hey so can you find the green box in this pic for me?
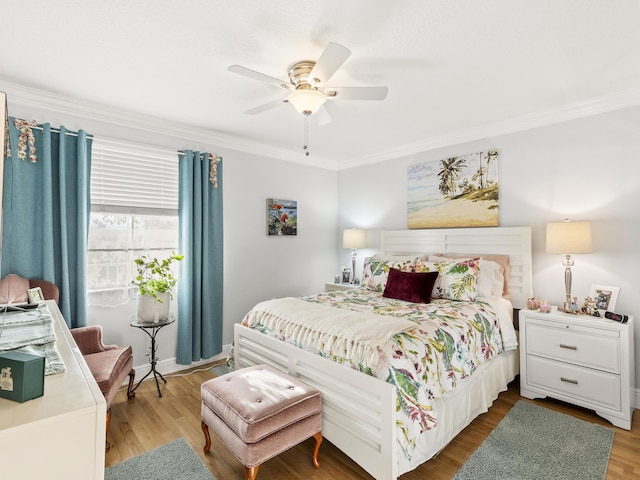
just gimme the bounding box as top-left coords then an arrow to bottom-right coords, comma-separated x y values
0,351 -> 45,403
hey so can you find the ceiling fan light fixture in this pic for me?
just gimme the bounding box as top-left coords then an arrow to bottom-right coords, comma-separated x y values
287,89 -> 326,116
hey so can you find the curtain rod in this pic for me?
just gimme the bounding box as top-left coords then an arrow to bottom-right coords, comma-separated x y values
20,124 -> 93,139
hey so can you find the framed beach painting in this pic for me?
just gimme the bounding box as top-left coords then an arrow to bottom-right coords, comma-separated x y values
266,198 -> 297,236
407,149 -> 500,229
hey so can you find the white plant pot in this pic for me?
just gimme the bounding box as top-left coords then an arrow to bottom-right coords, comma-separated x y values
137,292 -> 171,323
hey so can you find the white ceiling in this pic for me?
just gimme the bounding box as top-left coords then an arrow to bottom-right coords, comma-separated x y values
2,0 -> 640,169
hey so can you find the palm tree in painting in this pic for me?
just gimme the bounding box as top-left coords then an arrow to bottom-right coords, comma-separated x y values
485,149 -> 499,184
438,157 -> 466,197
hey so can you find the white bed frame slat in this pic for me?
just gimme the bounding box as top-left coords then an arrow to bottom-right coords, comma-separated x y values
235,226 -> 531,480
234,329 -> 397,479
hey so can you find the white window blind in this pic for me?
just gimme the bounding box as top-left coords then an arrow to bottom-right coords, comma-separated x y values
91,137 -> 179,214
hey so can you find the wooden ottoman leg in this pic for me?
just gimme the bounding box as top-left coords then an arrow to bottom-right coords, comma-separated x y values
312,432 -> 323,468
126,369 -> 136,400
202,421 -> 212,453
245,465 -> 260,480
105,408 -> 112,453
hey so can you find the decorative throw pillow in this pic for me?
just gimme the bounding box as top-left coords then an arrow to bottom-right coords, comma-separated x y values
0,274 -> 30,304
383,268 -> 439,304
430,256 -> 504,298
415,257 -> 480,302
431,253 -> 511,298
361,256 -> 416,293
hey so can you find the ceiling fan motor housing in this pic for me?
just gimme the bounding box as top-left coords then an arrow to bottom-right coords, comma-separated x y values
288,61 -> 320,88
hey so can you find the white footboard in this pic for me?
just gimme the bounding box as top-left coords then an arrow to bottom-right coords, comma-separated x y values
234,323 -> 398,480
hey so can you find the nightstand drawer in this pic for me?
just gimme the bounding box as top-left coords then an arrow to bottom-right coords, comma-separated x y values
526,355 -> 621,411
525,322 -> 620,373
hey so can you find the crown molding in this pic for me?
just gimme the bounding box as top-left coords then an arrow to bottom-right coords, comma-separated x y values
3,78 -> 639,172
337,86 -> 640,170
0,78 -> 336,170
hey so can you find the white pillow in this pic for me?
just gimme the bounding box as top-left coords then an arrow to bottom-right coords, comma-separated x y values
478,259 -> 505,298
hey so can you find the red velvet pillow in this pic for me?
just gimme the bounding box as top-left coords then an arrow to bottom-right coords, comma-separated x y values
382,268 -> 439,304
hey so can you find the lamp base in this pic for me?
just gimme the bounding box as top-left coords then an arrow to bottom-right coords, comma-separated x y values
351,250 -> 358,285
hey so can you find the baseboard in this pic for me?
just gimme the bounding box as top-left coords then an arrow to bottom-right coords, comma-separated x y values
128,343 -> 232,386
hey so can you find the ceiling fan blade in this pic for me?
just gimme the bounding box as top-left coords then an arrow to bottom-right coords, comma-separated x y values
326,86 -> 389,101
308,42 -> 351,86
313,105 -> 332,126
244,97 -> 289,115
228,65 -> 289,89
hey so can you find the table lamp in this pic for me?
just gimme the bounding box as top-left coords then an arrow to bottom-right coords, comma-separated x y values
546,219 -> 592,305
343,228 -> 366,284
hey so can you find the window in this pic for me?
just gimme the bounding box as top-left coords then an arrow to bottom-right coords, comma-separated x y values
87,137 -> 179,306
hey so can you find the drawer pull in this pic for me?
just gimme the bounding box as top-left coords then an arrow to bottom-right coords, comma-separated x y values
561,377 -> 578,385
560,344 -> 577,350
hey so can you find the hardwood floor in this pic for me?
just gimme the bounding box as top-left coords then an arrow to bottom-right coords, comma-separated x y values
106,364 -> 640,479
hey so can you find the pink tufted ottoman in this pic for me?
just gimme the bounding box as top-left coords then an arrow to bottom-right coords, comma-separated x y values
201,364 -> 322,480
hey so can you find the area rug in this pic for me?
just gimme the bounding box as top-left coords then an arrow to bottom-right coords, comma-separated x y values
453,400 -> 614,480
105,437 -> 215,480
210,363 -> 230,377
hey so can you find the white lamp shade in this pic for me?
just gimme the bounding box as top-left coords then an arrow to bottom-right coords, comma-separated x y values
546,221 -> 592,254
343,228 -> 366,249
287,89 -> 326,115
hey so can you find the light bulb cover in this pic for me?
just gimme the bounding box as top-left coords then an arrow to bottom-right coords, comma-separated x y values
287,89 -> 326,115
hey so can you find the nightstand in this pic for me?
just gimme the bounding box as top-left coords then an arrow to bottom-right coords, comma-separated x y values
325,282 -> 359,293
519,308 -> 635,430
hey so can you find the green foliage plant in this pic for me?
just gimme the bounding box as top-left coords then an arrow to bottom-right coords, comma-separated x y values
132,252 -> 184,302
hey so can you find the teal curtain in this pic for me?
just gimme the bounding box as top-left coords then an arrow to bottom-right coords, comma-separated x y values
2,118 -> 92,327
177,151 -> 223,364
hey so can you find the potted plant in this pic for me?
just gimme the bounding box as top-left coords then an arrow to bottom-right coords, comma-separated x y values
132,251 -> 184,322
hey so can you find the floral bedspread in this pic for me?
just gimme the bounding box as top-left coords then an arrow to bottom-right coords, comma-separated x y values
242,289 -> 514,459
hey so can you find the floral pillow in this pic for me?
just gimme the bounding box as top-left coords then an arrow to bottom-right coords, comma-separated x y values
361,256 -> 416,293
414,257 -> 480,302
430,255 -> 504,298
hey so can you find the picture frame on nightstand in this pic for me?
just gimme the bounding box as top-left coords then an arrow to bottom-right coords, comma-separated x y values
589,284 -> 619,312
341,267 -> 351,284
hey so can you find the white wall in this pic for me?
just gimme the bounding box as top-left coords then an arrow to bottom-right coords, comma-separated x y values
221,149 -> 338,347
5,80 -> 639,393
4,88 -> 337,374
337,105 -> 640,388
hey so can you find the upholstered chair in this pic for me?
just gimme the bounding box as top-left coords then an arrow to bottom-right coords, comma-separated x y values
70,325 -> 136,451
28,278 -> 60,303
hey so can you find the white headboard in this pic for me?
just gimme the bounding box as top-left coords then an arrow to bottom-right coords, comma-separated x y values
380,227 -> 532,309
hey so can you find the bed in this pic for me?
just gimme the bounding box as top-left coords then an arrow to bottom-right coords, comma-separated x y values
234,226 -> 532,480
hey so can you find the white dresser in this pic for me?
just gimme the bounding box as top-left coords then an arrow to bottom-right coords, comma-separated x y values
519,307 -> 634,429
0,301 -> 106,479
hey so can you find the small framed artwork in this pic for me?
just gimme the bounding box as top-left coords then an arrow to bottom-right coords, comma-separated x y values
266,198 -> 298,236
341,267 -> 352,284
589,284 -> 620,312
27,287 -> 45,304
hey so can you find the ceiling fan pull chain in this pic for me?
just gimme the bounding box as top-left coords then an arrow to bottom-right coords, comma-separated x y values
303,115 -> 310,156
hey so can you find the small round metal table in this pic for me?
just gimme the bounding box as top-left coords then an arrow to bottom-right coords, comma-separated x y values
129,314 -> 175,397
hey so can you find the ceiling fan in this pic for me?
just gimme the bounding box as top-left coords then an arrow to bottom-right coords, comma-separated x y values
228,42 -> 388,122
